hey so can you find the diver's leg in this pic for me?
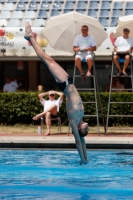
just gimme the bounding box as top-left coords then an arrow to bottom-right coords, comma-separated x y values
25,22 -> 68,83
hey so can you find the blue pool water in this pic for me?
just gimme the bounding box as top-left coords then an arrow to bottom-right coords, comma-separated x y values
0,150 -> 133,200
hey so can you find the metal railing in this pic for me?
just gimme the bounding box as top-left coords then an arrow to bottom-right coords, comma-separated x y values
106,52 -> 133,135
68,54 -> 106,136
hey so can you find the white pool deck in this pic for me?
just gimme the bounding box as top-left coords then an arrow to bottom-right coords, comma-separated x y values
0,126 -> 133,148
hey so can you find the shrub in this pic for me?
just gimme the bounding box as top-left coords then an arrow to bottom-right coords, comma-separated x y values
0,92 -> 133,126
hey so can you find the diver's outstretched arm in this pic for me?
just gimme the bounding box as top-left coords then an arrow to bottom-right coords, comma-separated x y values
70,120 -> 87,164
80,137 -> 88,161
24,22 -> 68,83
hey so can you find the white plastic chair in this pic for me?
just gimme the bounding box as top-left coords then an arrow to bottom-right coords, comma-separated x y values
40,115 -> 61,134
3,3 -> 14,11
24,11 -> 36,19
8,19 -> 20,26
12,11 -> 23,19
0,11 -> 11,19
0,19 -> 7,26
0,3 -> 2,11
33,19 -> 45,27
21,19 -> 32,26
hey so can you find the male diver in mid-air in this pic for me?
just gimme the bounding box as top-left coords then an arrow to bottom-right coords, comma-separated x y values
24,23 -> 88,164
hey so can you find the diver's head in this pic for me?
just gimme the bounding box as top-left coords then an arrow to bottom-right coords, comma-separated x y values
78,122 -> 89,137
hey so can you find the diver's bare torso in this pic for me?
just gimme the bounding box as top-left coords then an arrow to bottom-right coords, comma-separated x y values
64,84 -> 84,125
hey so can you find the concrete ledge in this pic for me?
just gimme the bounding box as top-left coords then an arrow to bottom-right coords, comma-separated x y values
0,135 -> 133,149
1,143 -> 133,149
0,133 -> 133,149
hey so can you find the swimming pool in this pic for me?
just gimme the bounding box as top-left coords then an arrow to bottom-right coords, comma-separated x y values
0,150 -> 133,200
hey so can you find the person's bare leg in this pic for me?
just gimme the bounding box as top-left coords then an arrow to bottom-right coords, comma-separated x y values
25,22 -> 68,83
123,54 -> 130,74
113,55 -> 122,72
75,57 -> 85,75
86,58 -> 93,76
45,112 -> 51,136
33,105 -> 57,120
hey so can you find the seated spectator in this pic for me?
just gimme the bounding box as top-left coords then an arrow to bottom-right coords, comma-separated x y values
106,75 -> 116,92
73,25 -> 97,77
3,75 -> 19,92
113,77 -> 125,92
113,27 -> 133,77
33,90 -> 64,136
37,85 -> 44,92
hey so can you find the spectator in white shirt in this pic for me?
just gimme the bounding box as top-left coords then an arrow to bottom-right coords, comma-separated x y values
73,25 -> 97,77
113,27 -> 133,77
3,75 -> 19,92
33,90 -> 64,136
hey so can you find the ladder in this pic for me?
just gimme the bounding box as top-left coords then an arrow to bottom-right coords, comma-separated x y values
106,53 -> 133,135
68,55 -> 106,136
